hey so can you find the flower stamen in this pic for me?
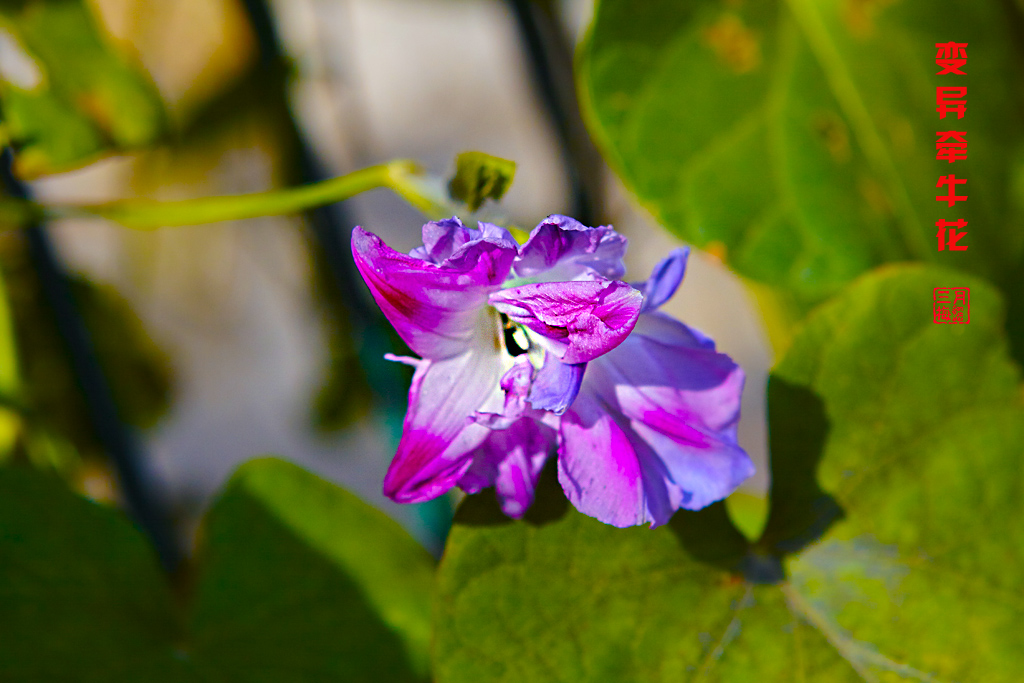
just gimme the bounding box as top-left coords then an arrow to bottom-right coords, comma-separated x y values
500,313 -> 530,357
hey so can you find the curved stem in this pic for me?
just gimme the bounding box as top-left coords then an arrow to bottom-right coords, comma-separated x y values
0,159 -> 468,233
49,160 -> 423,229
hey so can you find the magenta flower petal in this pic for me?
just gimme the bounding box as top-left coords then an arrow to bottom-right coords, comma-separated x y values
354,216 -> 752,527
558,312 -> 753,526
444,222 -> 519,270
527,351 -> 585,414
458,416 -> 556,518
514,214 -> 628,280
382,343 -> 506,503
557,396 -> 650,527
409,217 -> 476,263
410,218 -> 518,266
489,279 -> 642,363
352,226 -> 516,360
614,314 -> 745,433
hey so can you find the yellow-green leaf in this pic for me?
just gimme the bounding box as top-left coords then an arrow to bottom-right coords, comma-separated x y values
579,0 -> 1024,303
0,0 -> 166,177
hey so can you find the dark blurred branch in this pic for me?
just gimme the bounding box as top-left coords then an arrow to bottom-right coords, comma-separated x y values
239,0 -> 375,326
996,0 -> 1024,366
238,0 -> 417,416
238,0 -> 453,553
506,0 -> 604,224
0,147 -> 181,573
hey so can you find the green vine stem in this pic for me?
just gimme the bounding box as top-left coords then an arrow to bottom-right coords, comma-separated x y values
0,159 -> 456,230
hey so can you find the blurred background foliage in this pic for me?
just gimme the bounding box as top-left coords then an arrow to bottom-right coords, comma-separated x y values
0,0 -> 1022,680
579,0 -> 1024,341
0,0 -> 167,176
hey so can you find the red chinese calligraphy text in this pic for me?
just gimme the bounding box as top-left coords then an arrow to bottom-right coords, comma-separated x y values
936,87 -> 966,119
936,174 -> 967,207
935,41 -> 967,75
933,288 -> 970,324
936,131 -> 967,163
936,219 -> 968,251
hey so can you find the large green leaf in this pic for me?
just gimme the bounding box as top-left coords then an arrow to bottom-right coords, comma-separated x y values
579,0 -> 1024,302
191,458 -> 434,682
434,265 -> 1024,681
0,457 -> 433,682
0,0 -> 166,177
0,465 -> 194,681
775,266 -> 1024,681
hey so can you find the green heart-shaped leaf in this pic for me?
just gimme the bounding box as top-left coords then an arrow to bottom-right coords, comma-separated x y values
578,0 -> 1024,302
434,265 -> 1024,681
0,457 -> 433,682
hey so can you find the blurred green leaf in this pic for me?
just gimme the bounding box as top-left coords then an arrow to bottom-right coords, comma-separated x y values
311,330 -> 372,432
447,151 -> 516,212
0,263 -> 20,460
0,0 -> 166,177
579,0 -> 1024,303
0,465 -> 194,681
192,458 -> 434,682
434,265 -> 1024,681
72,277 -> 172,430
0,457 -> 434,682
723,489 -> 769,542
1,238 -> 173,458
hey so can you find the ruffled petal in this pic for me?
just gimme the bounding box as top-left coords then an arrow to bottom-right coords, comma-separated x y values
557,393 -> 650,527
527,351 -> 585,414
352,226 -> 516,359
382,334 -> 506,503
458,416 -> 557,518
489,279 -> 642,363
411,217 -> 518,265
513,215 -> 628,281
558,311 -> 753,526
472,357 -> 534,429
410,217 -> 471,263
444,224 -> 519,272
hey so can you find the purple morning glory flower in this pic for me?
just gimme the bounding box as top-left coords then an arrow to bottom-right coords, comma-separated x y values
351,215 -> 752,526
352,216 -> 641,509
557,249 -> 754,527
